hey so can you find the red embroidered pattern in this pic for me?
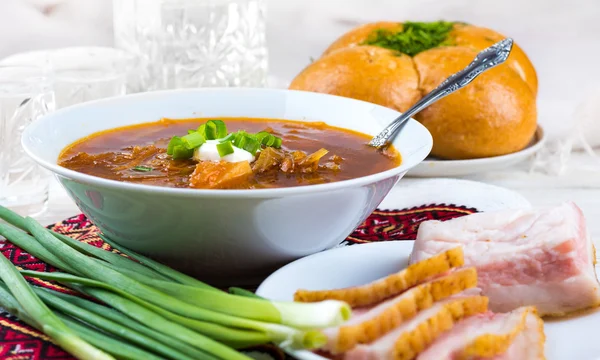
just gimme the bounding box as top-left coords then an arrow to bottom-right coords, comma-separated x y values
347,204 -> 477,243
0,204 -> 477,360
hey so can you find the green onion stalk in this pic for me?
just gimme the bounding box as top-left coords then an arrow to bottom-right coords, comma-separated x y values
55,314 -> 166,360
0,254 -> 113,360
104,261 -> 351,329
229,287 -> 265,299
21,270 -> 327,350
0,206 -> 347,352
0,207 -> 254,359
51,231 -> 170,281
33,287 -> 199,360
36,288 -> 214,360
0,205 -> 167,281
98,233 -> 213,289
22,218 -> 350,332
0,224 -> 78,274
0,282 -> 183,360
71,285 -> 254,359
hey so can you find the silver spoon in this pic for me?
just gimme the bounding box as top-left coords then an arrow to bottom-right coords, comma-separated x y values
369,37 -> 514,148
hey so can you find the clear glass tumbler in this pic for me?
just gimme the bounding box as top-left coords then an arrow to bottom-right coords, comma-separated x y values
0,66 -> 55,216
113,0 -> 269,91
0,47 -> 135,109
48,47 -> 133,109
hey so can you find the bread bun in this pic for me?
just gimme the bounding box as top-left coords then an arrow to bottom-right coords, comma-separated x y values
290,46 -> 421,113
321,22 -> 537,95
451,24 -> 538,96
413,47 -> 537,159
290,21 -> 538,160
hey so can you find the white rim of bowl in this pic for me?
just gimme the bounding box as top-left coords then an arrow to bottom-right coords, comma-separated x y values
21,88 -> 433,199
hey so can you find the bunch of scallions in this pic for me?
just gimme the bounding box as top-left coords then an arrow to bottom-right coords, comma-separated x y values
0,205 -> 351,360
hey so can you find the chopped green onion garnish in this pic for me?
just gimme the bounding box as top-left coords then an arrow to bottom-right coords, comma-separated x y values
243,138 -> 260,155
168,132 -> 204,160
217,141 -> 234,157
255,131 -> 270,143
168,120 -> 283,160
232,133 -> 260,155
234,135 -> 247,151
172,145 -> 194,160
196,124 -> 206,136
209,120 -> 227,139
204,124 -> 216,140
219,132 -> 236,143
166,136 -> 182,155
132,166 -> 153,172
198,120 -> 227,140
255,131 -> 282,148
181,132 -> 206,150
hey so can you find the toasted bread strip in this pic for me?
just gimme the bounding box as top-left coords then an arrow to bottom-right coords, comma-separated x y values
295,247 -> 464,307
392,296 -> 489,360
329,267 -> 477,354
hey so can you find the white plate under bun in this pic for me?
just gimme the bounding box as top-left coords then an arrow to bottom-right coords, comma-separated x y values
408,126 -> 546,177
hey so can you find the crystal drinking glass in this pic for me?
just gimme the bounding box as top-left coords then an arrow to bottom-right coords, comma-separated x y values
0,66 -> 55,216
48,47 -> 133,108
0,47 -> 135,109
113,0 -> 269,91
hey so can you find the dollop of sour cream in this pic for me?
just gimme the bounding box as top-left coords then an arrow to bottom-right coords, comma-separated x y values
193,140 -> 255,163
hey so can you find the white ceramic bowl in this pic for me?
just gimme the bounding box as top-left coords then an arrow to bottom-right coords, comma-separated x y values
22,88 -> 432,285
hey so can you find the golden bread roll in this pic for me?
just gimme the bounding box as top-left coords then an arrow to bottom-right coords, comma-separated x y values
413,46 -> 537,159
290,21 -> 538,160
289,46 -> 421,113
322,21 -> 537,95
451,24 -> 538,95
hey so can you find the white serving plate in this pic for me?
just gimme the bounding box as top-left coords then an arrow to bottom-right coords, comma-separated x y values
408,126 -> 546,177
257,241 -> 600,360
378,178 -> 532,212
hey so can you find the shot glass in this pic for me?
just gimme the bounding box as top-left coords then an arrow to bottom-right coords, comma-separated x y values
0,65 -> 55,216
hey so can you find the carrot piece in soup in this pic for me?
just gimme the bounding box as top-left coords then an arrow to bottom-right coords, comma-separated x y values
190,161 -> 253,189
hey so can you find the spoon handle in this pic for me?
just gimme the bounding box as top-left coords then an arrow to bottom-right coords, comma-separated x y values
369,38 -> 514,148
